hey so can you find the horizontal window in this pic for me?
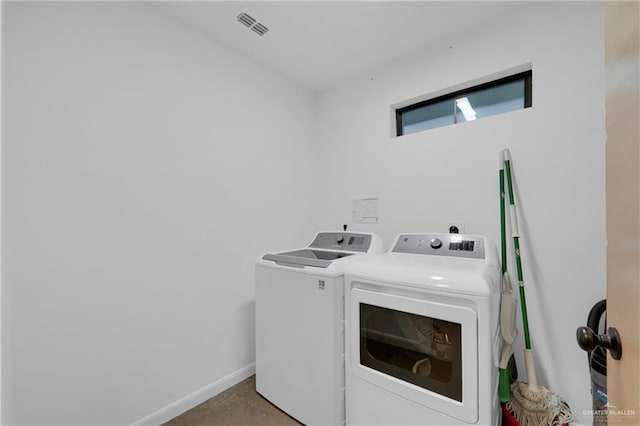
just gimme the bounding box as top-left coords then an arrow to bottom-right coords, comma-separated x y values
396,71 -> 532,136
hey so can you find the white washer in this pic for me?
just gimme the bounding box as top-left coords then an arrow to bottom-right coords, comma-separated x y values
344,233 -> 501,426
255,231 -> 384,426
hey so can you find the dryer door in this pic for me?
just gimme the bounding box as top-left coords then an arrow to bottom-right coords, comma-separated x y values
349,287 -> 478,423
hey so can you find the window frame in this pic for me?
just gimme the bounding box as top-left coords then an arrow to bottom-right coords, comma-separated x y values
395,70 -> 533,136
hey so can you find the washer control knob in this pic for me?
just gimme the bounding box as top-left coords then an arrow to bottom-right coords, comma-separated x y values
430,238 -> 443,249
336,236 -> 345,244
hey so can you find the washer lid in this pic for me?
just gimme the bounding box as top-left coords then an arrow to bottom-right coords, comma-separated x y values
262,249 -> 354,268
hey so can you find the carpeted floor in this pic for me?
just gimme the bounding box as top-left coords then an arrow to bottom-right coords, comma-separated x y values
162,375 -> 302,426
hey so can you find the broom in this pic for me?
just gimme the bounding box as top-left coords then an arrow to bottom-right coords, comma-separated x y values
499,151 -> 518,403
502,149 -> 574,426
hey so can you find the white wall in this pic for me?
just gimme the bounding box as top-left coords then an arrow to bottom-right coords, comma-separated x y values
2,2 -> 318,425
2,2 -> 608,425
315,3 -> 605,425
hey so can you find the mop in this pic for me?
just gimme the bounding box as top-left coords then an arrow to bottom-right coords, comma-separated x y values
502,149 -> 574,426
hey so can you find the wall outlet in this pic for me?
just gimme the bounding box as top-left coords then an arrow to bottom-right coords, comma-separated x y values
446,222 -> 465,234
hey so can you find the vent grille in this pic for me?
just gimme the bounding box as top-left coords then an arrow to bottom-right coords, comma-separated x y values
236,11 -> 270,37
237,12 -> 256,28
251,23 -> 269,36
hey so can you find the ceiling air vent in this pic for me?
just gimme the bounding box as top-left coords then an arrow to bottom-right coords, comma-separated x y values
251,23 -> 269,36
237,12 -> 256,28
236,11 -> 270,37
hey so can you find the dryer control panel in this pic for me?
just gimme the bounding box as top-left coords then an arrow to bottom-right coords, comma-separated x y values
309,232 -> 373,252
392,234 -> 485,259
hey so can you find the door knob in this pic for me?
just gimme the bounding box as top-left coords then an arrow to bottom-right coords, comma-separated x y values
576,326 -> 622,360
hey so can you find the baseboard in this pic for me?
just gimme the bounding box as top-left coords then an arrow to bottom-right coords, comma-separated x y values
131,363 -> 256,426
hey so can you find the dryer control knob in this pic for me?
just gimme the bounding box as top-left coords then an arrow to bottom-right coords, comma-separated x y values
430,238 -> 443,249
336,237 -> 345,244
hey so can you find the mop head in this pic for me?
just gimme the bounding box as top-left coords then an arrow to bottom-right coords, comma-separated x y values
506,381 -> 574,426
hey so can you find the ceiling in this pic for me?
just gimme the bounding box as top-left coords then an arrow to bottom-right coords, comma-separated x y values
153,1 -> 523,92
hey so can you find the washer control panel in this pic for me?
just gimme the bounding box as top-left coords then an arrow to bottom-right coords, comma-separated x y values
309,232 -> 372,252
392,234 -> 485,259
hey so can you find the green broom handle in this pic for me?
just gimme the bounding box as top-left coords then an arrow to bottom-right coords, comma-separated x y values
512,238 -> 531,349
499,154 -> 507,274
504,150 -> 532,350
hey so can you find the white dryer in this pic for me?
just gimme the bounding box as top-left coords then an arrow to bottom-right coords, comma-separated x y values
255,231 -> 384,426
344,233 -> 501,426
